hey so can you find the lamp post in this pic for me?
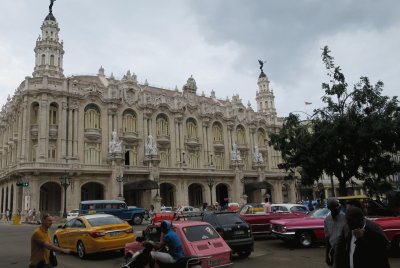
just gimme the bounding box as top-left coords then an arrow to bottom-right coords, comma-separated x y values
240,177 -> 246,195
154,176 -> 160,197
60,171 -> 71,218
207,178 -> 215,205
116,175 -> 125,198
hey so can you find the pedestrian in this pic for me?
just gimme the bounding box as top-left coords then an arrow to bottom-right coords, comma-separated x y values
29,213 -> 71,268
308,198 -> 314,211
5,208 -> 10,221
148,204 -> 155,221
264,197 -> 272,213
28,208 -> 33,222
335,207 -> 390,268
32,208 -> 37,222
324,198 -> 346,267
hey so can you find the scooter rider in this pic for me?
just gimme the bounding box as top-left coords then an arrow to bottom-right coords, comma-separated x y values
143,220 -> 184,268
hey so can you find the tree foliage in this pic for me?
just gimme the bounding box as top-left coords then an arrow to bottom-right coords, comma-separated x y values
269,46 -> 400,196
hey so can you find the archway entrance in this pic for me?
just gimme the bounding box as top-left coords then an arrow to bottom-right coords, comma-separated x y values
81,182 -> 104,201
160,183 -> 175,207
188,183 -> 203,207
40,182 -> 61,216
216,183 -> 229,207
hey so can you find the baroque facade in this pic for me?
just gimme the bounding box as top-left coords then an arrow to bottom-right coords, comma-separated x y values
0,10 -> 296,217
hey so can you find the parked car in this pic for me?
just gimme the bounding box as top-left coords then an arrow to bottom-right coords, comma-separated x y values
124,220 -> 233,268
271,207 -> 400,251
67,208 -> 79,220
239,204 -> 308,236
337,195 -> 395,216
54,214 -> 134,259
160,206 -> 174,213
226,203 -> 240,212
79,200 -> 147,225
199,211 -> 254,258
271,208 -> 330,247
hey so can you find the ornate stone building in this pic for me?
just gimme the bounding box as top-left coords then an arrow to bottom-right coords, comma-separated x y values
0,10 -> 296,217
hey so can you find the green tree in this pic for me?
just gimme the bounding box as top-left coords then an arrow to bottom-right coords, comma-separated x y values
270,46 -> 400,196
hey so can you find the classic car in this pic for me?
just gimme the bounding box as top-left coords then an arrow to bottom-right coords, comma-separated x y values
239,203 -> 308,236
271,207 -> 400,251
124,220 -> 233,268
54,214 -> 134,259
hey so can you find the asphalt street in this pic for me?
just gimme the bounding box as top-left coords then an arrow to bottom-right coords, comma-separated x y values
0,220 -> 399,268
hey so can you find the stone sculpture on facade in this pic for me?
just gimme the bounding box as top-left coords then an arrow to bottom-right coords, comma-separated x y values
145,134 -> 158,156
109,130 -> 122,153
253,146 -> 263,163
231,143 -> 242,161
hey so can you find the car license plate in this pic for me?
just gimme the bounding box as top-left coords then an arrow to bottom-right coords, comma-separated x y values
234,230 -> 245,235
208,258 -> 221,267
109,231 -> 121,236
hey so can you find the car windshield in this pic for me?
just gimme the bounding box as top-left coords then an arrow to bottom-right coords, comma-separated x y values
87,216 -> 125,226
215,213 -> 244,225
308,208 -> 330,218
183,225 -> 220,242
290,206 -> 308,213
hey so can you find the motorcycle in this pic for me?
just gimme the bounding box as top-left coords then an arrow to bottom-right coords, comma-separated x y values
122,238 -> 202,268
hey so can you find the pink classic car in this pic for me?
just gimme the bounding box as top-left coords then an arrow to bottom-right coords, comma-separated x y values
271,208 -> 400,252
124,220 -> 233,268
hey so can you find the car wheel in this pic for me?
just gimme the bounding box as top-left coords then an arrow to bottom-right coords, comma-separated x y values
132,214 -> 143,225
77,241 -> 86,259
53,236 -> 59,247
296,231 -> 313,248
237,250 -> 251,259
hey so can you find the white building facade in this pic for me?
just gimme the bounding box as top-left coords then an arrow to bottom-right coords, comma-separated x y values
0,10 -> 296,218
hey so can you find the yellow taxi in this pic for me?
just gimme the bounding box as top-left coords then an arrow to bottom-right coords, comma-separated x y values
53,214 -> 134,259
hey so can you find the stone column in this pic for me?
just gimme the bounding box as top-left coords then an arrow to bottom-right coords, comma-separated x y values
67,108 -> 73,158
73,108 -> 79,159
38,96 -> 48,161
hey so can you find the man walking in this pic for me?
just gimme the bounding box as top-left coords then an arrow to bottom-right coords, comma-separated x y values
29,213 -> 71,268
324,198 -> 346,267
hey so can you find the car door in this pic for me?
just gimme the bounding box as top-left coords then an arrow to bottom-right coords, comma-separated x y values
69,218 -> 87,248
58,219 -> 76,249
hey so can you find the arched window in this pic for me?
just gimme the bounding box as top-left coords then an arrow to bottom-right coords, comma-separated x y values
212,122 -> 223,142
41,54 -> 45,65
122,110 -> 137,132
188,151 -> 199,168
236,125 -> 246,145
31,103 -> 40,124
84,104 -> 101,129
160,149 -> 170,167
186,118 -> 197,139
257,129 -> 266,146
156,114 -> 169,136
84,143 -> 101,164
50,55 -> 55,65
49,103 -> 58,125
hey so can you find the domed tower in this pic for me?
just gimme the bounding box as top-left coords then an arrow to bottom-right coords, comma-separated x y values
183,75 -> 197,94
32,7 -> 65,78
255,62 -> 276,115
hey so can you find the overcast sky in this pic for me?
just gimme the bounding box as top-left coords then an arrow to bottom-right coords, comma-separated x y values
1,0 -> 399,118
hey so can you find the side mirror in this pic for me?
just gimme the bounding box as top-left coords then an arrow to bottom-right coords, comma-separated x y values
57,225 -> 63,229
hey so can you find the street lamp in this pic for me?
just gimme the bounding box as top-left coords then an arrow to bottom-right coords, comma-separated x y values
154,176 -> 160,197
60,171 -> 71,218
116,175 -> 125,198
207,178 -> 214,205
240,177 -> 246,195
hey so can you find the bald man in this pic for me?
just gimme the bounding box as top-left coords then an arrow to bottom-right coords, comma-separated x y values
324,198 -> 346,267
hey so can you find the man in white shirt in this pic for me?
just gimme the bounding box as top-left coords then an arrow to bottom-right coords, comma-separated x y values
324,198 -> 346,267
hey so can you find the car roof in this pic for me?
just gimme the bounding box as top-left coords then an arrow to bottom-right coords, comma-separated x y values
337,195 -> 369,200
80,214 -> 116,220
152,220 -> 210,228
80,200 -> 125,204
272,203 -> 305,207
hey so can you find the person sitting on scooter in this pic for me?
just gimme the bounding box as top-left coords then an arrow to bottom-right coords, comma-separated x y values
144,220 -> 184,268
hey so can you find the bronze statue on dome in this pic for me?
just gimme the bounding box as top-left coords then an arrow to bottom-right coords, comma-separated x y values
49,0 -> 56,14
258,59 -> 267,72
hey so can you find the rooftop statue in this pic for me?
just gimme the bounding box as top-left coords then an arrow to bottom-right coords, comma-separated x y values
49,0 -> 56,14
